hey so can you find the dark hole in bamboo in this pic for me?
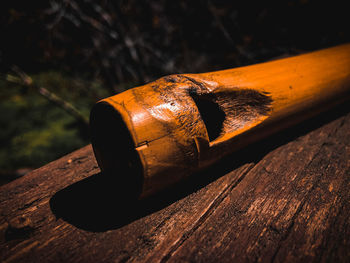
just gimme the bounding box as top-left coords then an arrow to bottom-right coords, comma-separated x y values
190,93 -> 226,142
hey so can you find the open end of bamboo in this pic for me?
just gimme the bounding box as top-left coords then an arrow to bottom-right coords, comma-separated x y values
89,102 -> 143,199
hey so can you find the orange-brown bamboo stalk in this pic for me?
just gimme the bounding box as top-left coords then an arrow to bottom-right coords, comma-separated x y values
90,44 -> 350,199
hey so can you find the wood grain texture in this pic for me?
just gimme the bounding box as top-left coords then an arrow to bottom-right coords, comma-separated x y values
0,103 -> 349,263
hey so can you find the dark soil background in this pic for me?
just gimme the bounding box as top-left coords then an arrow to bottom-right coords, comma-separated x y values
1,0 -> 349,184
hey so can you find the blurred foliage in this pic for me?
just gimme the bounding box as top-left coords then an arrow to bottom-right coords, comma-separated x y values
2,1 -> 350,86
0,71 -> 117,183
0,0 -> 349,183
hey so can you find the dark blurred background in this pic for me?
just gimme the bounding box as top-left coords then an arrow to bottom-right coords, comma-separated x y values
1,0 -> 349,185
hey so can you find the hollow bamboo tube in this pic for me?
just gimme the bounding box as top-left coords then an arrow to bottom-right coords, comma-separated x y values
90,44 -> 350,199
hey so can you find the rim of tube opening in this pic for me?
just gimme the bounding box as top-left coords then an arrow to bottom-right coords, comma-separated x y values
89,102 -> 144,199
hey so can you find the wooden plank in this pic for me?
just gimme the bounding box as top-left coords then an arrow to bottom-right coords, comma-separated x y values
0,143 -> 253,262
0,103 -> 349,262
166,105 -> 350,263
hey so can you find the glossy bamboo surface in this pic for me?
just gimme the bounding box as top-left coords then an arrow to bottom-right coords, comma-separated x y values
90,44 -> 350,198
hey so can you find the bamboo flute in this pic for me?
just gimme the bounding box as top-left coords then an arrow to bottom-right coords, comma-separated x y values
90,44 -> 350,199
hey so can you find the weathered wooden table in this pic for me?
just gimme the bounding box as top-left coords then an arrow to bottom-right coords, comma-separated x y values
1,103 -> 349,262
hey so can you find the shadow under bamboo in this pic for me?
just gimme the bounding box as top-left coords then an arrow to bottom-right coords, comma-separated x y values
90,44 -> 350,199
